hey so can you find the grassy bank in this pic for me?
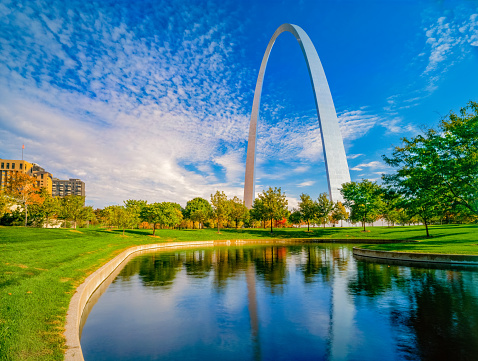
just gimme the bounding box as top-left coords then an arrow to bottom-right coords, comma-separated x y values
0,224 -> 477,360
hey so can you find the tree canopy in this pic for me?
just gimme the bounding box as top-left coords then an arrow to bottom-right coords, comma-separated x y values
253,187 -> 288,233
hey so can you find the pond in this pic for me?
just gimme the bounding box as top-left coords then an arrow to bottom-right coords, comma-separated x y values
80,244 -> 478,361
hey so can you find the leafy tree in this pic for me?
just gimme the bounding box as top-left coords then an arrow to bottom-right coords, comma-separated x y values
140,203 -> 163,236
210,191 -> 230,233
382,101 -> 478,234
6,173 -> 42,227
124,199 -> 147,228
110,206 -> 137,235
340,180 -> 383,231
316,192 -> 335,228
288,209 -> 302,227
255,187 -> 288,234
160,202 -> 183,229
38,188 -> 61,227
0,190 -> 13,217
250,197 -> 267,229
229,196 -> 248,229
298,193 -> 316,231
59,195 -> 88,228
330,201 -> 349,227
184,197 -> 212,229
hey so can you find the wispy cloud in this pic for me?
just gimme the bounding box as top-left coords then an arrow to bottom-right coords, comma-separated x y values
297,180 -> 315,187
422,12 -> 478,90
350,161 -> 384,172
0,0 -> 252,207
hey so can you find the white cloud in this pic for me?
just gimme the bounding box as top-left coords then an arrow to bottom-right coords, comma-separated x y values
422,12 -> 478,87
297,180 -> 315,187
350,161 -> 384,171
0,0 -> 252,207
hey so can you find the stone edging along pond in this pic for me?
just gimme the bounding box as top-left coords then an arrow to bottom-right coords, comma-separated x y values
63,238 -> 478,361
353,247 -> 478,265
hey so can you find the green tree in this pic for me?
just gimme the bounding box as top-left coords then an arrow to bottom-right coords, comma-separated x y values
383,101 -> 478,225
38,188 -> 61,227
330,201 -> 349,227
124,199 -> 147,228
288,209 -> 303,227
210,191 -> 230,233
184,197 -> 212,229
255,187 -> 288,234
316,192 -> 335,228
340,179 -> 383,231
160,202 -> 183,229
59,195 -> 88,228
298,193 -> 316,231
229,196 -> 248,229
140,203 -> 163,236
250,197 -> 267,228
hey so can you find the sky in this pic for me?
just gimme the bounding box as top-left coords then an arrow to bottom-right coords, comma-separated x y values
1,0 -> 477,209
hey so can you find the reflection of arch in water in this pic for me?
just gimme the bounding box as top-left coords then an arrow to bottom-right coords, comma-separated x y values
243,23 -> 351,208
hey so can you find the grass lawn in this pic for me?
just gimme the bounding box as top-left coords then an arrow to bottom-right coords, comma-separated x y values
0,224 -> 477,360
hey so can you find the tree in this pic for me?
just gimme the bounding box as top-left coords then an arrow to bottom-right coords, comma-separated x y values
124,199 -> 147,228
330,201 -> 349,227
140,203 -> 163,236
250,197 -> 267,228
160,202 -> 183,229
340,180 -> 383,231
184,197 -> 212,229
110,206 -> 137,235
255,187 -> 288,234
298,193 -> 316,231
382,102 -> 478,236
229,196 -> 248,229
210,191 -> 230,233
316,192 -> 335,228
6,173 -> 42,227
288,209 -> 302,227
59,195 -> 89,228
0,190 -> 13,217
38,188 -> 61,227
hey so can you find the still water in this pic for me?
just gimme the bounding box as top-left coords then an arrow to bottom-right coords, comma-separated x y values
81,244 -> 478,361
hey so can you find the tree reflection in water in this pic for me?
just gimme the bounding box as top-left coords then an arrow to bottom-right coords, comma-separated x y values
82,244 -> 478,361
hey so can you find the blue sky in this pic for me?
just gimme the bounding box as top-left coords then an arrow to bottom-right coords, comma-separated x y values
1,0 -> 477,208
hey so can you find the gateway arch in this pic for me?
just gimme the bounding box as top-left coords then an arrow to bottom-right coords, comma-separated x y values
244,23 -> 351,209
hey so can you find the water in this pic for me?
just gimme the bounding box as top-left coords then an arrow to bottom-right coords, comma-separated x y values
80,244 -> 478,361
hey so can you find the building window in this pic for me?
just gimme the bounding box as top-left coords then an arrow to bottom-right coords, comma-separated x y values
41,174 -> 44,179
6,163 -> 9,169
12,163 -> 15,170
1,163 -> 3,169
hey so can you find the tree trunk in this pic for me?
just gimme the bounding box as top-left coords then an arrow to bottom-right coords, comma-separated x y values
270,217 -> 273,233
24,202 -> 28,227
424,219 -> 430,238
362,219 -> 366,232
307,220 -> 310,232
153,223 -> 156,236
217,217 -> 220,233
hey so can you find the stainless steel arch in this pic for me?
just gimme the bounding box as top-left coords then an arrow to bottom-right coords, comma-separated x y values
244,23 -> 351,209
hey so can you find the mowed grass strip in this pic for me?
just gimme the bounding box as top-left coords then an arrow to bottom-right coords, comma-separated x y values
0,224 -> 477,360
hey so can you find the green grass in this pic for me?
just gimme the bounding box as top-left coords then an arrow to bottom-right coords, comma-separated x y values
0,224 -> 477,360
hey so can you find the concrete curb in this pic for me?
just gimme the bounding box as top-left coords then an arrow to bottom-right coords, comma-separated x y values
353,247 -> 478,265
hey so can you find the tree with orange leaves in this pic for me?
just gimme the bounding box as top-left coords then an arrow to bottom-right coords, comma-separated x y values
6,172 -> 43,227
